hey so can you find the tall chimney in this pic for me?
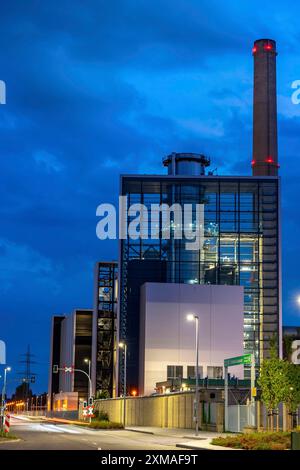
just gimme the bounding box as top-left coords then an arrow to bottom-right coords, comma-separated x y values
252,39 -> 279,176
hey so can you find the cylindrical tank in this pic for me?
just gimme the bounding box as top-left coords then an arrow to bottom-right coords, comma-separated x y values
163,152 -> 210,176
162,153 -> 210,284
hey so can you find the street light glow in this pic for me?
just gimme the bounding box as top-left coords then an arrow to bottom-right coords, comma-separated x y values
6,366 -> 11,372
119,342 -> 125,348
187,313 -> 195,322
296,295 -> 300,306
84,358 -> 89,363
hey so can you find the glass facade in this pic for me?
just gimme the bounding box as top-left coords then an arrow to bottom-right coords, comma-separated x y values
119,175 -> 280,388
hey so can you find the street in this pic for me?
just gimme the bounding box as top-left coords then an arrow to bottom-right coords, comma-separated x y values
0,416 -> 190,450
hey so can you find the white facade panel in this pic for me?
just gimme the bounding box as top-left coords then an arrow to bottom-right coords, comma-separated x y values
139,283 -> 244,396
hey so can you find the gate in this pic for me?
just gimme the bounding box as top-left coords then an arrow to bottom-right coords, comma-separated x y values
227,404 -> 256,433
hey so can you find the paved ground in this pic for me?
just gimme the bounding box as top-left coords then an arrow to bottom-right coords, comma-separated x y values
0,416 -> 201,450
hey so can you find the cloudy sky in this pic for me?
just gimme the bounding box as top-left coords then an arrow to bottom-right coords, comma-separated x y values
1,0 -> 300,393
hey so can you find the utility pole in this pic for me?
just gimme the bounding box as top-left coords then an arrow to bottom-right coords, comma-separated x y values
187,314 -> 200,436
18,345 -> 37,400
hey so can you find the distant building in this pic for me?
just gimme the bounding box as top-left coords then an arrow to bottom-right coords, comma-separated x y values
48,308 -> 92,410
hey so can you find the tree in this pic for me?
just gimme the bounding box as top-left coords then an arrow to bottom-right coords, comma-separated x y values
283,362 -> 300,428
258,350 -> 288,431
96,390 -> 110,399
12,382 -> 33,400
259,335 -> 300,431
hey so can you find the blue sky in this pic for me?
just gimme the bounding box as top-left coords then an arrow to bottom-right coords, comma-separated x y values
1,0 -> 300,394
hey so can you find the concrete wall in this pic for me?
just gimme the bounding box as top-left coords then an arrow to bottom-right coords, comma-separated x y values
139,283 -> 244,395
94,392 -> 224,431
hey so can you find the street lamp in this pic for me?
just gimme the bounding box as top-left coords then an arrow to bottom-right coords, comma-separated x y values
1,366 -> 11,427
119,342 -> 127,428
187,314 -> 200,436
84,358 -> 92,402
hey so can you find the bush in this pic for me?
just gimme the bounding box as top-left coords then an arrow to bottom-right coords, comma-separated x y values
93,409 -> 109,421
211,432 -> 291,450
0,431 -> 18,440
89,420 -> 123,429
96,390 -> 110,400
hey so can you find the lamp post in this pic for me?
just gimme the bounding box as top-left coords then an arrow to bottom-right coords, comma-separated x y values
187,314 -> 200,436
1,366 -> 11,427
84,358 -> 92,401
119,342 -> 127,429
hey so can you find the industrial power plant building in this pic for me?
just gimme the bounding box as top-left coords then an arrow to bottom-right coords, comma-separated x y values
48,38 -> 282,404
117,38 -> 281,395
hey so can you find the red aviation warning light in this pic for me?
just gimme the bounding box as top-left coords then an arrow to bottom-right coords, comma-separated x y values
264,43 -> 273,51
252,46 -> 257,55
265,156 -> 280,168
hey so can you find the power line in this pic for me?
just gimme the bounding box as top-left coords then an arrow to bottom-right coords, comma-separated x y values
17,345 -> 37,398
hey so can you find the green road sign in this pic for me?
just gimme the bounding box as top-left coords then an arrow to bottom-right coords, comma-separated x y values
224,354 -> 252,367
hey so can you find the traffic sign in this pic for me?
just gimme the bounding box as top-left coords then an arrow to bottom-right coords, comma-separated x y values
224,354 -> 252,367
87,406 -> 94,416
83,404 -> 94,418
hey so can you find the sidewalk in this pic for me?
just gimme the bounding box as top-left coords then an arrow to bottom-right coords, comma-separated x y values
126,426 -> 236,450
12,416 -> 235,450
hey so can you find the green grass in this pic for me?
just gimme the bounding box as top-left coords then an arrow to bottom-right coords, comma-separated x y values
211,432 -> 291,450
88,420 -> 123,429
75,419 -> 123,429
0,430 -> 18,440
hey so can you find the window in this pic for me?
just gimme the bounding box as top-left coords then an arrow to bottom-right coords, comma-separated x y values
187,365 -> 203,379
207,366 -> 223,379
167,365 -> 183,380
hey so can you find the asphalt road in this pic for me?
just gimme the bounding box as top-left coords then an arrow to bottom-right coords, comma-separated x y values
0,416 -> 188,450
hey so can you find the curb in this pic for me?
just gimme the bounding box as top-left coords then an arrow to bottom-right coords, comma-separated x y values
0,438 -> 21,445
182,436 -> 207,440
126,428 -> 154,435
176,443 -> 208,450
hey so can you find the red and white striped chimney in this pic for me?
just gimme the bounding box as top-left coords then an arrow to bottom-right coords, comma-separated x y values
252,39 -> 279,176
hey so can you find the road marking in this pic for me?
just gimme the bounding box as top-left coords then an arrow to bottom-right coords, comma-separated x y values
40,425 -> 65,433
